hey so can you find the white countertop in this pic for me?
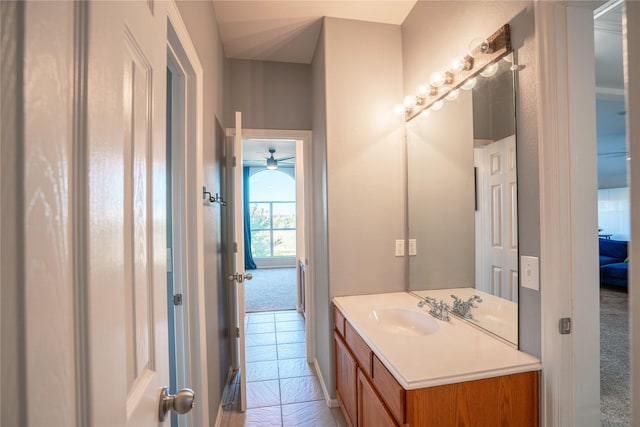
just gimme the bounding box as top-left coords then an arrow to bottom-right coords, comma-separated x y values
412,287 -> 518,345
333,292 -> 541,390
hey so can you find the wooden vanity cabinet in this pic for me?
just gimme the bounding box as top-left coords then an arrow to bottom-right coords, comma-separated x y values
357,368 -> 399,427
334,306 -> 539,427
334,332 -> 358,427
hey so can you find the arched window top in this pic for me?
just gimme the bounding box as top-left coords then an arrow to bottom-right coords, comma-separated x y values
249,169 -> 296,201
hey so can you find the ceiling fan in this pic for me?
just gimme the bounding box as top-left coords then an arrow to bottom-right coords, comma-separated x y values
265,147 -> 295,170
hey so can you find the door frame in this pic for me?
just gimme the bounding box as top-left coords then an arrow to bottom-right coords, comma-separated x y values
166,3 -> 210,425
535,3 -> 601,425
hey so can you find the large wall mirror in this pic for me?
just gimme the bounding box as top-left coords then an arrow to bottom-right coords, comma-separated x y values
407,53 -> 518,346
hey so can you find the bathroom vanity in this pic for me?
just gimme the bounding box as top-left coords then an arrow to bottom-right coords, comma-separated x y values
333,292 -> 540,427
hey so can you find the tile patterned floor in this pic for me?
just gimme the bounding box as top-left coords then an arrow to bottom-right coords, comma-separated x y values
221,310 -> 347,427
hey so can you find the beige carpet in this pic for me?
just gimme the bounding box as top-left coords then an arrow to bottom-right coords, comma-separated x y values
600,287 -> 630,426
245,267 -> 297,312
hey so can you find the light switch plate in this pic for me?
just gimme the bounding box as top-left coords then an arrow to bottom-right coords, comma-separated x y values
395,239 -> 405,257
521,256 -> 539,291
408,239 -> 417,256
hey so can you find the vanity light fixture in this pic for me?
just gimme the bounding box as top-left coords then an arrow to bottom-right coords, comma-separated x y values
398,24 -> 512,121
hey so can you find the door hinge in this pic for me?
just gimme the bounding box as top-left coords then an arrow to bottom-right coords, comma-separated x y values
232,156 -> 237,167
236,327 -> 240,338
559,317 -> 571,335
233,242 -> 238,253
173,293 -> 183,306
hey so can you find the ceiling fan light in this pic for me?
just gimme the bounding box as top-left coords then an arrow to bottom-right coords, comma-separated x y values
266,156 -> 278,170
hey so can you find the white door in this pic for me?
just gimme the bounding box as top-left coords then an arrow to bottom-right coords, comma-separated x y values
480,135 -> 518,301
86,2 -> 177,425
228,112 -> 250,411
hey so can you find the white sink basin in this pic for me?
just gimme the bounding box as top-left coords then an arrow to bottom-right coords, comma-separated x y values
368,308 -> 439,336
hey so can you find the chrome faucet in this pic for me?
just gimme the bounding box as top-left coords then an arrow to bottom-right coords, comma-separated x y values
418,296 -> 451,321
450,294 -> 483,319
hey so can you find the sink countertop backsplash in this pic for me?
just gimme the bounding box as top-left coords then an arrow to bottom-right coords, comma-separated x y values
333,292 -> 540,390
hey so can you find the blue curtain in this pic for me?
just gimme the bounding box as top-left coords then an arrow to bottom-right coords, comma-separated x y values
244,167 -> 257,270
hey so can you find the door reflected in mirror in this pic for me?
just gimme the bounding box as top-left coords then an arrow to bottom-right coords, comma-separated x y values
407,54 -> 518,346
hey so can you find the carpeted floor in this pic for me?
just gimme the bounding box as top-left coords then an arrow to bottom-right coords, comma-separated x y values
245,267 -> 297,312
600,287 -> 630,426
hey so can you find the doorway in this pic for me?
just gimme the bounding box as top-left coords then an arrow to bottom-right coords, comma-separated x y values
242,137 -> 306,315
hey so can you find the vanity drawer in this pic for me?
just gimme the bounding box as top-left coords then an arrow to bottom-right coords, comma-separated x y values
345,321 -> 372,378
372,355 -> 405,425
334,307 -> 346,338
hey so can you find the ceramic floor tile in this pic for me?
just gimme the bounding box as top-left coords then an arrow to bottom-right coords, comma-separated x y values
226,405 -> 283,427
246,345 -> 278,363
278,358 -> 315,379
246,360 -> 279,382
277,342 -> 306,360
280,376 -> 324,405
246,322 -> 276,335
276,330 -> 305,344
276,320 -> 304,332
331,406 -> 348,427
245,332 -> 276,347
246,380 -> 281,409
275,311 -> 303,322
282,401 -> 336,427
247,312 -> 275,324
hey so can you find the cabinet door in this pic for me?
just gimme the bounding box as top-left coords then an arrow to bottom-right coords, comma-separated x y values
357,368 -> 399,427
335,332 -> 358,427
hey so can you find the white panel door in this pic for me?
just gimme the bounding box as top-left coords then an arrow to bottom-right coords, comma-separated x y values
86,2 -> 171,425
229,111 -> 249,411
486,135 -> 518,301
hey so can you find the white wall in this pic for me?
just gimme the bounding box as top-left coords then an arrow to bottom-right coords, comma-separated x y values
401,1 -> 541,356
175,1 -> 230,421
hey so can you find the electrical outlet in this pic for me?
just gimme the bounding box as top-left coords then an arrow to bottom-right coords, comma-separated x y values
408,239 -> 417,256
395,239 -> 405,257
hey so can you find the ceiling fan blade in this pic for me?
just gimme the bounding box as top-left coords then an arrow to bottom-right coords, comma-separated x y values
276,155 -> 296,161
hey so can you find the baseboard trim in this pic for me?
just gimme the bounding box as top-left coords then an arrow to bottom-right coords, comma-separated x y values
313,358 -> 339,408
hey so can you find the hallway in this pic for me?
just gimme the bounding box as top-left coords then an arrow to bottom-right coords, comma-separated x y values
221,310 -> 346,426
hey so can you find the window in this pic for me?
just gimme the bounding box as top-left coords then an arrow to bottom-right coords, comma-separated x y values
249,169 -> 296,257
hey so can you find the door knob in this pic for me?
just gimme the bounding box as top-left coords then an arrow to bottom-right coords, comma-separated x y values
158,387 -> 195,422
228,272 -> 253,283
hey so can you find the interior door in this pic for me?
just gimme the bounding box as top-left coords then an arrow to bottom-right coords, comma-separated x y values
486,135 -> 518,301
229,111 -> 250,411
86,2 -> 175,425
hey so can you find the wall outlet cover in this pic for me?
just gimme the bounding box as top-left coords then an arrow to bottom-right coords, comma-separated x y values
521,255 -> 540,291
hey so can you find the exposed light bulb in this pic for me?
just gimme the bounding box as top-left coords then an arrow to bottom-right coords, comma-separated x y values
394,104 -> 405,116
461,77 -> 477,90
403,95 -> 417,110
467,37 -> 490,57
431,100 -> 444,111
417,85 -> 429,98
445,89 -> 459,101
448,57 -> 464,73
480,63 -> 499,77
429,72 -> 446,88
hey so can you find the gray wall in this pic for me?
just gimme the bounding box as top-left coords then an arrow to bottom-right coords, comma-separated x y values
176,0 -> 231,420
401,1 -> 541,356
226,59 -> 312,130
406,91 -> 475,289
310,21 -> 333,399
310,17 -> 405,397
